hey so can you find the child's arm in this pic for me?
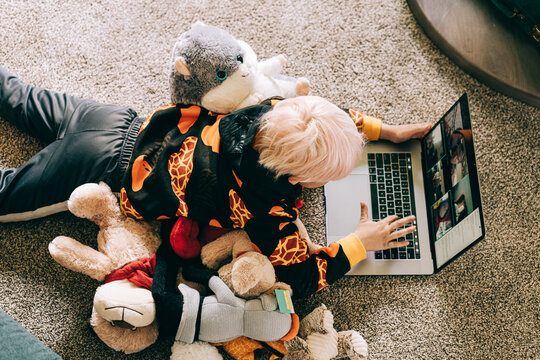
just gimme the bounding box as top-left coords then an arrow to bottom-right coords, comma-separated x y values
347,109 -> 432,142
246,201 -> 415,299
380,123 -> 433,143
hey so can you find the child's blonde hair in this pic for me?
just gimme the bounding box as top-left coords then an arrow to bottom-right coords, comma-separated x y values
254,96 -> 365,183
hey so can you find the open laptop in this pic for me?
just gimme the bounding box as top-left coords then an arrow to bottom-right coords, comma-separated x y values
325,93 -> 485,275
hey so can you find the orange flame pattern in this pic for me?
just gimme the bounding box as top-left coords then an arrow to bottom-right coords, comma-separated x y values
228,189 -> 253,228
268,231 -> 309,266
120,188 -> 143,219
316,257 -> 329,291
216,336 -> 286,360
139,104 -> 176,134
268,205 -> 294,219
349,109 -> 364,131
168,136 -> 198,217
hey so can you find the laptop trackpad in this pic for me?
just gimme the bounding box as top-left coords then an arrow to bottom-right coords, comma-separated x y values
325,173 -> 371,243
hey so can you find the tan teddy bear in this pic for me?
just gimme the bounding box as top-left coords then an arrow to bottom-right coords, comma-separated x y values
198,216 -> 319,298
48,182 -> 163,354
200,228 -> 292,299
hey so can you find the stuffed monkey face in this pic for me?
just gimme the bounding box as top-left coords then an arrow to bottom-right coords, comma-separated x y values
171,21 -> 257,113
199,58 -> 256,113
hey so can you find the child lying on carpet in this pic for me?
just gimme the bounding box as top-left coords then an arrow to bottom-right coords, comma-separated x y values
0,66 -> 431,298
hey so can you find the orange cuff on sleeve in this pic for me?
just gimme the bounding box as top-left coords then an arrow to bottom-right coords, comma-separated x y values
362,115 -> 382,141
337,233 -> 367,267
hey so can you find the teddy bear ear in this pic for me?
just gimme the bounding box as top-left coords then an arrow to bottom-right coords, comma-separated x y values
265,281 -> 293,296
175,57 -> 191,77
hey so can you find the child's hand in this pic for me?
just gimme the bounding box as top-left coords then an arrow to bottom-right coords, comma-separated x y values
354,202 -> 415,251
380,123 -> 433,143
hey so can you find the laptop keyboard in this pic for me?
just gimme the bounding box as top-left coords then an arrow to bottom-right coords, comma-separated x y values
368,153 -> 420,260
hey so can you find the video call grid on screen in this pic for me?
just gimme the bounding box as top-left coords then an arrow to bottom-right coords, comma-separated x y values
421,94 -> 484,268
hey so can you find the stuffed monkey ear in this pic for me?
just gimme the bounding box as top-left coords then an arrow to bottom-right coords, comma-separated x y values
192,20 -> 206,28
175,57 -> 191,77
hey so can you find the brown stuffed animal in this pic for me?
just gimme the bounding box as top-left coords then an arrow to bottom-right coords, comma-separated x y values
283,304 -> 368,360
201,229 -> 291,298
200,218 -> 319,299
48,182 -> 163,354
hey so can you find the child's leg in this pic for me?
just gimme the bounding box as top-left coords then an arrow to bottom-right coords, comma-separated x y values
0,67 -> 141,222
0,66 -> 87,144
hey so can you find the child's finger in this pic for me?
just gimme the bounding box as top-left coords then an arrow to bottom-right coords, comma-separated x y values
359,202 -> 370,221
390,225 -> 416,240
389,215 -> 415,229
382,214 -> 399,223
410,123 -> 433,139
420,123 -> 433,137
387,240 -> 410,248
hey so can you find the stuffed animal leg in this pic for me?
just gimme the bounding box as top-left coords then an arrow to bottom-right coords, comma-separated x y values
297,304 -> 339,360
257,54 -> 310,98
170,341 -> 223,360
336,330 -> 369,360
284,304 -> 368,360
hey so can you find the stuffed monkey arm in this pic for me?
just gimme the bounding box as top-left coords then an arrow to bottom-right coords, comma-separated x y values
258,55 -> 286,76
151,243 -> 184,337
234,93 -> 263,110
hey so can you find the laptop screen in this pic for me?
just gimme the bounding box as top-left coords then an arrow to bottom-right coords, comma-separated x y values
421,93 -> 485,270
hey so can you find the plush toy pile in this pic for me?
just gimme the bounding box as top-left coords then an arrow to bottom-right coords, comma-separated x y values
47,22 -> 370,360
49,182 -> 368,359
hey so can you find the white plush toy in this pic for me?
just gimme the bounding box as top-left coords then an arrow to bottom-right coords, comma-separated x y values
169,21 -> 310,114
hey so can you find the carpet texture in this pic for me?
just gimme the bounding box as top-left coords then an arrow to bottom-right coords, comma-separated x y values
0,1 -> 538,359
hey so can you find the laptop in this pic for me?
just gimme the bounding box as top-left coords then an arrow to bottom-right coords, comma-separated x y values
325,93 -> 485,275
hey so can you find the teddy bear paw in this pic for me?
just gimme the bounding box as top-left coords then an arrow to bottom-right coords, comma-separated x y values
337,330 -> 368,360
296,77 -> 310,96
299,304 -> 334,337
170,341 -> 222,360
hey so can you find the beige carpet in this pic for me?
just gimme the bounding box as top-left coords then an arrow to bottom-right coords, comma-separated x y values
1,0 -> 538,359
